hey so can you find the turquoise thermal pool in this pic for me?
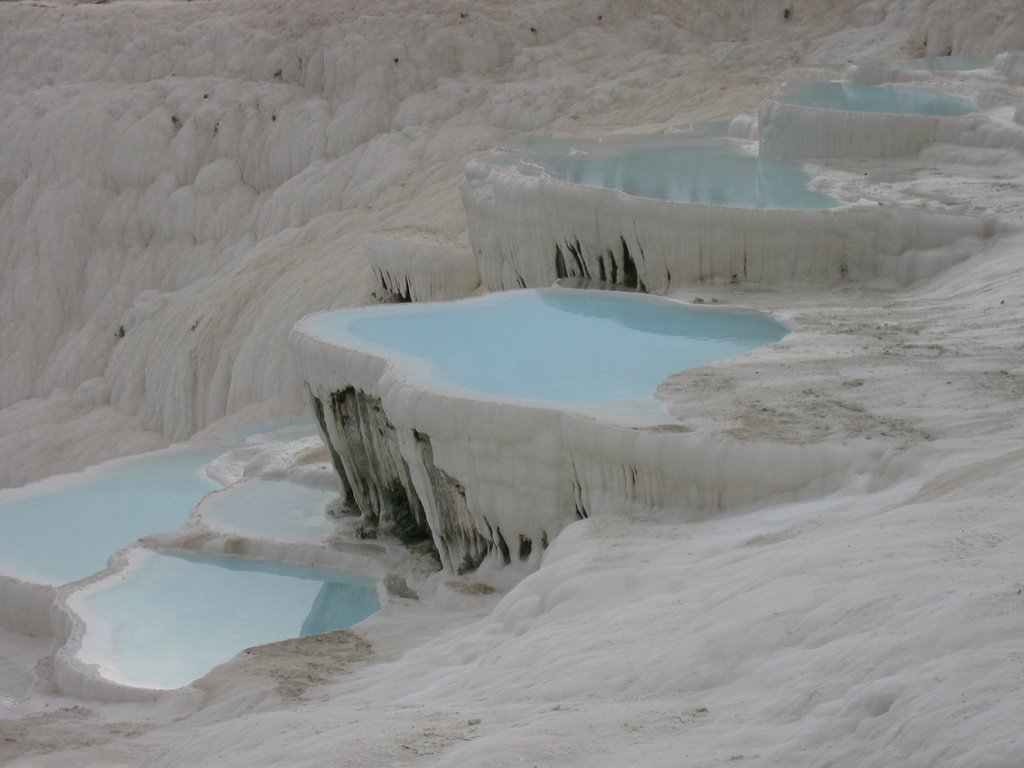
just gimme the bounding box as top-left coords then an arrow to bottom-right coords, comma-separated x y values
71,551 -> 380,690
0,445 -> 223,585
0,419 -> 310,586
777,82 -> 978,115
484,137 -> 839,209
299,289 -> 788,406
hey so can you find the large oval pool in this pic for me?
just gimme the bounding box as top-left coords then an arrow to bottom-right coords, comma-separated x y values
299,289 -> 787,406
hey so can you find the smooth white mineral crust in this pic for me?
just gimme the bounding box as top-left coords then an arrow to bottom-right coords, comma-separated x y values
364,227 -> 480,302
461,157 -> 994,292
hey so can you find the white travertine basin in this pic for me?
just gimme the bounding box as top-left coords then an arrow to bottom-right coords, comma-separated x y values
759,81 -> 980,159
292,288 -> 858,575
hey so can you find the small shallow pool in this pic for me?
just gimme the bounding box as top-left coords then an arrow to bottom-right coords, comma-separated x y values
197,479 -> 340,544
70,550 -> 379,690
485,136 -> 839,209
777,82 -> 978,115
299,289 -> 787,407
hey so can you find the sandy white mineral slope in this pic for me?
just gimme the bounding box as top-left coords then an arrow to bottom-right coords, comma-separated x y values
2,0 -> 1024,766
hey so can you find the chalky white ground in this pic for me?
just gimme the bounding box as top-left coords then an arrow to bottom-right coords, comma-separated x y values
2,0 -> 1023,765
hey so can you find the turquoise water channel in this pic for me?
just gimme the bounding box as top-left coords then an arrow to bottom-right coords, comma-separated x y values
485,137 -> 839,208
72,551 -> 379,690
302,289 -> 787,407
778,82 -> 978,115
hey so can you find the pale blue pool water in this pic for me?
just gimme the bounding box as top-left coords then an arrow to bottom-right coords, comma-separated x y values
486,137 -> 839,208
73,551 -> 379,690
198,480 -> 339,544
303,289 -> 787,406
0,446 -> 223,585
780,82 -> 978,115
0,418 -> 313,586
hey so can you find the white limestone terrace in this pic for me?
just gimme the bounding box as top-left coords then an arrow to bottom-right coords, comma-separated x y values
3,1 -> 1024,766
758,80 -> 987,160
363,227 -> 480,303
0,425 -> 437,705
462,133 -> 995,293
288,289 -> 862,574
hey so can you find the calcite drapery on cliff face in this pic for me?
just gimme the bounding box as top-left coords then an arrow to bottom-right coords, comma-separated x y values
305,383 -> 505,572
